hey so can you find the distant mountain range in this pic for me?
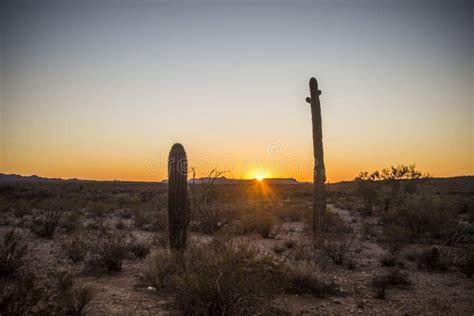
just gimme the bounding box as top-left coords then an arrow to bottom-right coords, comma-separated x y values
0,173 -> 96,183
0,173 -> 302,185
1,173 -> 472,191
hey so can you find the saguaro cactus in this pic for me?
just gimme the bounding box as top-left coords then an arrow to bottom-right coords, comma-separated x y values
168,143 -> 189,251
306,77 -> 327,246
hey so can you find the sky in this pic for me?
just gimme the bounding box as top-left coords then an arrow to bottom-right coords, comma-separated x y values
1,0 -> 472,182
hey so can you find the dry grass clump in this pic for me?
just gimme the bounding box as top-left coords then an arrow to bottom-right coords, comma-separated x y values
142,249 -> 182,290
133,211 -> 148,229
0,271 -> 43,315
173,241 -> 278,315
144,240 -> 282,315
282,262 -> 338,297
325,210 -> 353,234
234,210 -> 280,238
127,241 -> 151,259
371,267 -> 411,299
381,193 -> 458,242
115,219 -> 127,230
322,234 -> 357,265
0,229 -> 28,277
191,202 -> 239,234
60,211 -> 83,233
61,234 -> 89,263
85,231 -> 127,273
47,268 -> 93,315
275,205 -> 305,222
416,246 -> 452,272
1,235 -> 92,315
457,249 -> 474,278
380,252 -> 404,268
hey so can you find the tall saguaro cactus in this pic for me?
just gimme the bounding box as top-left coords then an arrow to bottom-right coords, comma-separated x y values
168,143 -> 189,251
306,77 -> 327,246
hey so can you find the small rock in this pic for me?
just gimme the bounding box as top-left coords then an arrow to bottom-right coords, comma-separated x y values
147,286 -> 157,291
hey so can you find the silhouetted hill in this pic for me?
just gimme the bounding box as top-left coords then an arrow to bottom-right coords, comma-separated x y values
2,173 -> 472,192
0,174 -> 302,185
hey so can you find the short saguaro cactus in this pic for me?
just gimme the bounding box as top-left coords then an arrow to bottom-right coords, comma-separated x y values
167,143 -> 189,251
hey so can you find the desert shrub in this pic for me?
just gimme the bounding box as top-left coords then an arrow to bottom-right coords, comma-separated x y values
371,267 -> 410,299
273,244 -> 286,255
287,241 -> 315,262
1,267 -> 92,315
282,263 -> 338,297
61,234 -> 89,263
115,219 -> 127,230
344,256 -> 358,270
371,275 -> 388,299
134,211 -> 148,229
153,211 -> 168,231
322,235 -> 356,265
87,231 -> 127,273
33,209 -> 62,238
0,229 -> 28,277
191,202 -> 238,234
381,193 -> 457,242
0,271 -> 43,315
128,241 -> 151,259
275,206 -> 303,222
285,239 -> 296,249
380,252 -> 405,268
119,209 -> 134,219
48,268 -> 93,315
442,224 -> 469,247
382,225 -> 411,253
142,250 -> 182,290
325,210 -> 353,234
173,240 -> 278,315
61,211 -> 82,233
236,211 -> 279,238
457,250 -> 474,278
384,267 -> 411,286
416,246 -> 451,272
13,204 -> 31,219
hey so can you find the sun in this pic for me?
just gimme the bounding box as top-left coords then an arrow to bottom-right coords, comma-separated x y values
255,175 -> 265,181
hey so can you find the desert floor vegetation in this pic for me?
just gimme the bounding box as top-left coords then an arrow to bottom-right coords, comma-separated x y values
0,174 -> 473,314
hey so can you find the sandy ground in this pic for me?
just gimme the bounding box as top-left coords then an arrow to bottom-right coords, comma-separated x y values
1,204 -> 473,315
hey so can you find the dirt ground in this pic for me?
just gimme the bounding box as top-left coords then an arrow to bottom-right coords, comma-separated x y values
3,203 -> 472,315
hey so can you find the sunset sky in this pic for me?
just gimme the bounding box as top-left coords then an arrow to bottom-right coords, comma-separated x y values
1,0 -> 472,182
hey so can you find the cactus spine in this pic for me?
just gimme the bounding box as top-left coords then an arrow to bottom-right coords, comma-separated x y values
306,77 -> 327,246
168,143 -> 189,251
